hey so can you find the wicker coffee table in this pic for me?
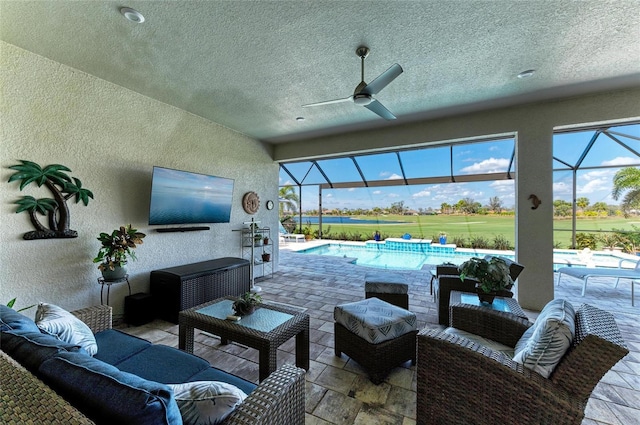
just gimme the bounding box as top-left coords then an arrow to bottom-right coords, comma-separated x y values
179,297 -> 309,382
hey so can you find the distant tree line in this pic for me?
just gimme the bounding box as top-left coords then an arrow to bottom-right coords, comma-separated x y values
279,166 -> 640,218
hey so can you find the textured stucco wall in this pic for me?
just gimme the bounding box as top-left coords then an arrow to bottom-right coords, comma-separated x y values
0,42 -> 279,316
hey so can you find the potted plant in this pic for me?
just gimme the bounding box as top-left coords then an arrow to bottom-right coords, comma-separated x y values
261,251 -> 271,262
263,236 -> 269,245
232,292 -> 262,316
93,224 -> 146,281
254,233 -> 263,246
439,232 -> 447,245
459,256 -> 513,304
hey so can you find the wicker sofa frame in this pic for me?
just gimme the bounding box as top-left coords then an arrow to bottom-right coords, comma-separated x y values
1,305 -> 305,425
416,303 -> 629,425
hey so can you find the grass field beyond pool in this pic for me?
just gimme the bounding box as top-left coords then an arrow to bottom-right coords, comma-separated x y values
292,214 -> 636,249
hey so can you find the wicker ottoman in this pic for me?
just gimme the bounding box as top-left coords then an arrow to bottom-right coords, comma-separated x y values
334,297 -> 417,384
364,272 -> 409,309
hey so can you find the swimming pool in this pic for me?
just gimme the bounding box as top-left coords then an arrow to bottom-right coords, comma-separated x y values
297,241 -> 630,271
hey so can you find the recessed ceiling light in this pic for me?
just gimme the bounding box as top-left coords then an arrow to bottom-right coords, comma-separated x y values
517,69 -> 536,79
296,117 -> 305,122
120,7 -> 145,23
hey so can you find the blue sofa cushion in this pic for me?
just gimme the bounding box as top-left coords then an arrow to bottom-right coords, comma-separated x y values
0,305 -> 39,333
188,368 -> 257,396
94,329 -> 151,365
0,330 -> 83,373
98,330 -> 257,395
116,344 -> 211,384
39,351 -> 182,425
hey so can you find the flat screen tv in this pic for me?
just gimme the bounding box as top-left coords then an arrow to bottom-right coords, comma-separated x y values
148,166 -> 234,225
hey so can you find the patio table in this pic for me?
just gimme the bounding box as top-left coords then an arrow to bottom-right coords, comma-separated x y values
179,297 -> 309,382
449,290 -> 527,319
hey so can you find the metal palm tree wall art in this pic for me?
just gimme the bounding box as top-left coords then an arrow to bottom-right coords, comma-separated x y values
7,160 -> 93,240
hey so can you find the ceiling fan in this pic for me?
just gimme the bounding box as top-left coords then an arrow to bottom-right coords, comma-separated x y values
302,46 -> 403,120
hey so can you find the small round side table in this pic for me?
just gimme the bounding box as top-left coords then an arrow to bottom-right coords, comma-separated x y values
97,274 -> 131,305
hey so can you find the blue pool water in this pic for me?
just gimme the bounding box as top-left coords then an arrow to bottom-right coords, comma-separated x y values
298,242 -> 628,271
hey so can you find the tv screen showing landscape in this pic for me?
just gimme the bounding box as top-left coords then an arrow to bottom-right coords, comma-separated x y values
149,166 -> 234,225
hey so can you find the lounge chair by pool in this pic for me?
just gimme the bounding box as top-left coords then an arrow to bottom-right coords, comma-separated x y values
557,258 -> 640,305
279,222 -> 305,243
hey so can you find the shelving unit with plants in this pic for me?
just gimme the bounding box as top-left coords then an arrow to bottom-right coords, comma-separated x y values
239,222 -> 273,288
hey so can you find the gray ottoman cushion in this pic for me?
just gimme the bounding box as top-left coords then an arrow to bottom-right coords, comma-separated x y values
364,272 -> 409,294
334,298 -> 417,344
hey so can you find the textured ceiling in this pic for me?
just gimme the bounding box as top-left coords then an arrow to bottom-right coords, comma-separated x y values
2,0 -> 639,143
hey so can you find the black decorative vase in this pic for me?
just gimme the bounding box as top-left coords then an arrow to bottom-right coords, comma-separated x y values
477,291 -> 496,304
232,302 -> 256,317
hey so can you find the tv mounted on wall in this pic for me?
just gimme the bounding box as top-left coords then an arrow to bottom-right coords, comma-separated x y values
148,166 -> 234,228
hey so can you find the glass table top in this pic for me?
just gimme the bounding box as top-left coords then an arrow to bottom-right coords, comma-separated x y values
196,299 -> 294,333
459,292 -> 512,313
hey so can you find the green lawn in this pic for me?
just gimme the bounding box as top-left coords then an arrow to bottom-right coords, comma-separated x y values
295,214 -> 638,249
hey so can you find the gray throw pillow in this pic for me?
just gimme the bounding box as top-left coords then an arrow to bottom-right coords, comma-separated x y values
512,299 -> 575,378
168,380 -> 247,425
35,303 -> 98,356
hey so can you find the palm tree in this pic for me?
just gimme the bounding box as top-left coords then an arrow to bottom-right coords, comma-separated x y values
612,167 -> 640,214
14,196 -> 57,232
8,160 -> 93,239
576,197 -> 590,211
278,185 -> 299,216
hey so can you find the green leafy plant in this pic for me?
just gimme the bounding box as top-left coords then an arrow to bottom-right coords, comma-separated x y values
93,225 -> 146,271
575,232 -> 597,249
6,298 -> 35,312
470,235 -> 491,249
232,292 -> 262,316
492,234 -> 513,250
459,256 -> 513,294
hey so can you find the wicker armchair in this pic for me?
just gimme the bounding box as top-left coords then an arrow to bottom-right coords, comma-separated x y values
416,303 -> 628,425
2,305 -> 305,425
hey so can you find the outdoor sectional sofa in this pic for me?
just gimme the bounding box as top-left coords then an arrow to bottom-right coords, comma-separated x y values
0,304 -> 305,425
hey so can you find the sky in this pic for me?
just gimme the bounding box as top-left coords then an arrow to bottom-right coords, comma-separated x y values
279,124 -> 640,212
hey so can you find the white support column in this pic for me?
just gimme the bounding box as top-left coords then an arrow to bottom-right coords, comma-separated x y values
515,125 -> 555,311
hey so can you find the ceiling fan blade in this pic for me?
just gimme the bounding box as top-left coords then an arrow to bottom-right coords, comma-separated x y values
302,96 -> 352,108
364,99 -> 397,120
361,63 -> 403,95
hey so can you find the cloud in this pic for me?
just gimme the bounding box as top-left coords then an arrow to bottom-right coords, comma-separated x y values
348,188 -> 356,192
386,173 -> 403,180
373,190 -> 382,195
460,157 -> 510,174
379,171 -> 391,177
601,157 -> 639,166
326,193 -> 333,198
578,178 -> 609,195
489,180 -> 514,193
553,181 -> 572,196
388,193 -> 400,198
580,169 -> 613,180
412,189 -> 431,198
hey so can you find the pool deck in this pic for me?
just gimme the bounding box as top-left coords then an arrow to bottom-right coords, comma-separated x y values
126,244 -> 640,425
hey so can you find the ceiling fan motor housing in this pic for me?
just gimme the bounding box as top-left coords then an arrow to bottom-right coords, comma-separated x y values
353,93 -> 373,105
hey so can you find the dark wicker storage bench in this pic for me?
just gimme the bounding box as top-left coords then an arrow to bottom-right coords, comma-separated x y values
150,257 -> 250,323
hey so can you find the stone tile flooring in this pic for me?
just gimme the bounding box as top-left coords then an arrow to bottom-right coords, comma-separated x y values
123,249 -> 640,424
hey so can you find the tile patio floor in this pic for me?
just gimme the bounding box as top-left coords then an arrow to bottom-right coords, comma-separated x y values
123,248 -> 640,425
